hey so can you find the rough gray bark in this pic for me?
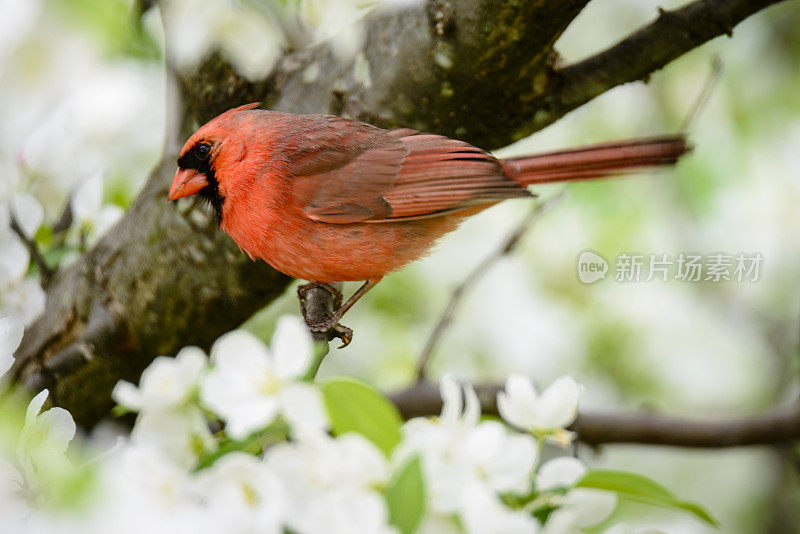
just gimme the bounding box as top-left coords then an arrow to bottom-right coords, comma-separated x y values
12,0 -> 788,427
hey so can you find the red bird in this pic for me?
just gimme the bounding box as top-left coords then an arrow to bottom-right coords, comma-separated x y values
170,103 -> 689,344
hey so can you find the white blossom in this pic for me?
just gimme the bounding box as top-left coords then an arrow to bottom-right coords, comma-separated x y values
0,0 -> 41,65
0,210 -> 29,284
0,199 -> 45,325
396,376 -> 537,515
266,433 -> 393,534
537,456 -> 587,491
537,457 -> 618,534
20,62 -> 165,197
200,316 -> 327,440
0,458 -> 28,526
162,0 -> 285,81
131,407 -> 213,469
0,278 -> 45,326
461,482 -> 540,534
9,193 -> 44,239
195,452 -> 285,534
113,347 -> 207,413
70,173 -> 124,244
498,375 -> 580,446
16,390 -> 76,482
0,314 -> 23,378
91,444 -> 204,534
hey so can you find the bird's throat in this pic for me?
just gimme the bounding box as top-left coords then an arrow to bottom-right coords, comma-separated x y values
197,169 -> 224,224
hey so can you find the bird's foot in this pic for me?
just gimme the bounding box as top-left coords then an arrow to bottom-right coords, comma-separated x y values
306,319 -> 353,348
297,282 -> 352,347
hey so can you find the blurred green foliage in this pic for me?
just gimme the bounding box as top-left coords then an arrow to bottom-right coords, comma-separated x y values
50,0 -> 160,59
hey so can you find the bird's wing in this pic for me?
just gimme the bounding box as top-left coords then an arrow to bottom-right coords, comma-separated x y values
291,121 -> 532,224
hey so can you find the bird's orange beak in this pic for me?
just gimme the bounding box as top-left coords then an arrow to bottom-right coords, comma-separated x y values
169,168 -> 209,201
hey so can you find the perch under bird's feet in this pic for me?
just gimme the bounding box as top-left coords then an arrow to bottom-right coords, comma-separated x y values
297,278 -> 381,348
297,281 -> 353,347
297,281 -> 344,311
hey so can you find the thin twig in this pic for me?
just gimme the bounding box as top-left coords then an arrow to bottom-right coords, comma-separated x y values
414,192 -> 566,383
9,214 -> 54,288
679,56 -> 724,133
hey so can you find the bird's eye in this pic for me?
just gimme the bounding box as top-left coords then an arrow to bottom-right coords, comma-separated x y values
195,143 -> 211,159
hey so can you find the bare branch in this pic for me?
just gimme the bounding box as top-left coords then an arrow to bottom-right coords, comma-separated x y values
389,382 -> 800,448
537,0 -> 787,133
9,214 -> 54,288
414,193 -> 565,383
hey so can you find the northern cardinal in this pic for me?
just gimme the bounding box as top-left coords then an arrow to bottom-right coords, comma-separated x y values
170,103 -> 689,344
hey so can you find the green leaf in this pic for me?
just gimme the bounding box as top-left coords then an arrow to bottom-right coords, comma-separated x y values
322,377 -> 403,456
577,470 -> 718,527
196,422 -> 289,470
385,456 -> 426,534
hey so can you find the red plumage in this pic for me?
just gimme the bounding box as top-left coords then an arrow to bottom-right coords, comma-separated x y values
169,104 -> 689,333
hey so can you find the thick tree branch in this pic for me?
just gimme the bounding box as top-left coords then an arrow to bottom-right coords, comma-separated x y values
12,0 -> 788,426
389,382 -> 800,448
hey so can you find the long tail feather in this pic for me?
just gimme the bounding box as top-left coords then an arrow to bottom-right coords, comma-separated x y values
501,135 -> 691,186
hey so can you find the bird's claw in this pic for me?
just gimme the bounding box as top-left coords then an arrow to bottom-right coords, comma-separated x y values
306,319 -> 353,348
297,281 -> 356,347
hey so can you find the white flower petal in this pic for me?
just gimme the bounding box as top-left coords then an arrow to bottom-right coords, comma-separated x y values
175,346 -> 207,378
0,353 -> 12,379
33,407 -> 76,456
272,315 -> 313,379
201,357 -> 273,426
95,205 -> 123,237
71,172 -> 103,222
0,315 -> 23,377
0,277 -> 45,325
0,232 -> 29,283
505,374 -> 540,406
536,376 -> 580,429
280,383 -> 328,438
132,407 -> 212,468
439,374 -> 462,424
219,10 -> 284,81
462,383 -> 481,426
112,380 -> 143,410
211,329 -> 272,369
497,374 -> 539,430
196,451 -> 285,531
18,389 -> 76,464
10,193 -> 43,238
224,397 -> 280,440
537,456 -> 586,491
461,482 -> 540,534
482,433 -> 537,494
26,389 -> 49,425
561,488 -> 618,527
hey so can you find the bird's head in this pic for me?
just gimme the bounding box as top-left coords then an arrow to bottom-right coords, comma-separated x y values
168,102 -> 261,221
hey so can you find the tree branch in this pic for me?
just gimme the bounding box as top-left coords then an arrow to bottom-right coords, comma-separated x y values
545,0 -> 787,133
9,214 -> 54,288
389,382 -> 800,448
12,0 -> 787,426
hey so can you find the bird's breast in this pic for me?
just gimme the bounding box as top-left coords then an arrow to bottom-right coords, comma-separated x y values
221,201 -> 465,282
